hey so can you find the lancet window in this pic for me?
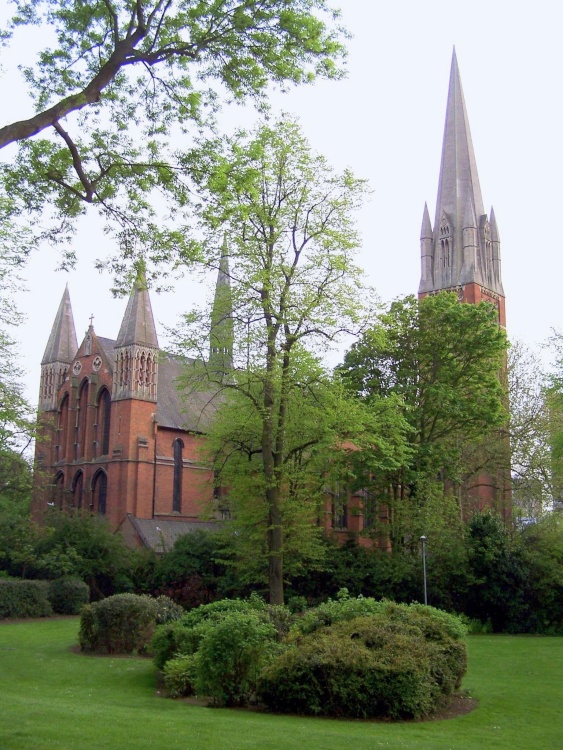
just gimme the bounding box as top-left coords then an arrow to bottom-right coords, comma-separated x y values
172,438 -> 184,513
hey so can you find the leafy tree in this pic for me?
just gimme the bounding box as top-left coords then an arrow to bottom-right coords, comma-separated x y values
465,511 -> 527,632
507,341 -> 556,519
338,293 -> 508,536
174,116 -> 401,604
0,0 -> 347,259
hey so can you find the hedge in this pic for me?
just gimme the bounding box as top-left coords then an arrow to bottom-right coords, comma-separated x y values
0,579 -> 53,619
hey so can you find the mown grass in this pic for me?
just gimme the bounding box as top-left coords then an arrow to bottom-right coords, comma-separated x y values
0,618 -> 561,749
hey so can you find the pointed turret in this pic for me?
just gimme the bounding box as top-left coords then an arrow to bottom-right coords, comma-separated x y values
39,286 -> 78,411
115,260 -> 159,348
113,261 -> 159,401
418,204 -> 434,293
209,239 -> 234,377
419,49 -> 504,298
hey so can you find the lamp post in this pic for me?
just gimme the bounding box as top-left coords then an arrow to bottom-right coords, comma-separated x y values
420,535 -> 428,605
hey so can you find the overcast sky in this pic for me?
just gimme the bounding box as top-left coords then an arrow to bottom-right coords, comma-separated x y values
2,0 -> 562,403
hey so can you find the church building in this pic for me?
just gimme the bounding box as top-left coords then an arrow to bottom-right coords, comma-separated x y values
32,261 -> 229,551
32,51 -> 510,546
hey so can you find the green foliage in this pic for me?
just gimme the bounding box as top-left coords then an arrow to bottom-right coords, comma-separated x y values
47,576 -> 89,615
79,593 -> 158,654
0,578 -> 52,618
291,593 -> 467,641
162,653 -> 199,698
339,292 -> 508,539
153,595 -> 184,625
465,512 -> 528,632
35,510 -> 134,597
153,529 -> 239,606
518,514 -> 563,634
175,117 -> 397,604
151,595 -> 293,685
259,606 -> 467,719
1,1 -> 347,260
196,610 -> 278,706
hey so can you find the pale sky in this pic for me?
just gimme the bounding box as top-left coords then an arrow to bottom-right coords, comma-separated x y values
2,0 -> 562,404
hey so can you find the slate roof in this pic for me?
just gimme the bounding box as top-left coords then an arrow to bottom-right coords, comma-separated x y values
156,354 -> 223,432
127,515 -> 221,553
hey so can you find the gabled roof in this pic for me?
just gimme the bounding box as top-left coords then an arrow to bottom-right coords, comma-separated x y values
127,515 -> 221,553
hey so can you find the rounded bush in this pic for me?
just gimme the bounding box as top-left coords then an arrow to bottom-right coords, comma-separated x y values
259,608 -> 467,720
79,593 -> 158,654
48,577 -> 89,615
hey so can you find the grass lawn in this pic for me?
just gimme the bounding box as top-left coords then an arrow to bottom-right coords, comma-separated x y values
0,618 -> 561,750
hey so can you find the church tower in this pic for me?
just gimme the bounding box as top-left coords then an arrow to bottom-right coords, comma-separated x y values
419,49 -> 505,327
419,50 -> 510,518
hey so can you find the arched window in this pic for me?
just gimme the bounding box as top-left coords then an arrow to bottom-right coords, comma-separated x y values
58,394 -> 69,461
77,379 -> 89,459
97,388 -> 111,456
52,472 -> 65,509
332,484 -> 348,530
173,438 -> 184,513
92,470 -> 108,515
72,471 -> 84,509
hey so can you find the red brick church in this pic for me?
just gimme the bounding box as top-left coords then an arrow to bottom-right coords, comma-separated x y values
32,51 -> 510,547
32,262 -> 227,551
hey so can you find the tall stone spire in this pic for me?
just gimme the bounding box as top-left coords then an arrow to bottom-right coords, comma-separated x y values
39,286 -> 78,410
113,260 -> 159,401
419,49 -> 504,299
209,238 -> 234,376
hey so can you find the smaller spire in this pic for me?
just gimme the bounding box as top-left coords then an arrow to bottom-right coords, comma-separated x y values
209,238 -> 234,376
116,259 -> 158,348
489,206 -> 500,242
41,286 -> 78,365
420,203 -> 433,239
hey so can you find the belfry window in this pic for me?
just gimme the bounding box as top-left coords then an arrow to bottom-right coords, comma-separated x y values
172,438 -> 184,513
439,219 -> 451,268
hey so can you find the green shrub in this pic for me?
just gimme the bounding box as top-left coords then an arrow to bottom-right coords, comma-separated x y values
151,596 -> 293,671
48,577 -> 89,615
0,579 -> 53,619
163,653 -> 199,697
79,593 -> 158,654
154,595 -> 184,624
259,602 -> 468,720
195,610 -> 278,706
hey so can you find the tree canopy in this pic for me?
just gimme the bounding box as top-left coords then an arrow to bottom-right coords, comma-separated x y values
174,116 -> 397,603
338,293 -> 509,532
1,1 -> 347,260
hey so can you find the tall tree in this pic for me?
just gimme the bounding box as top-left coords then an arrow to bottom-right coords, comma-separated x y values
0,1 -> 347,260
338,293 -> 508,536
174,116 -> 379,603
